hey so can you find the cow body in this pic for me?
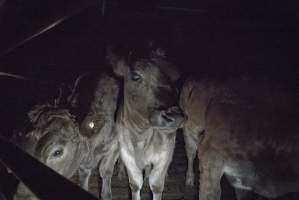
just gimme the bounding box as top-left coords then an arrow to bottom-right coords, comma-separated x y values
117,109 -> 178,200
180,77 -> 299,199
108,44 -> 185,200
13,74 -> 120,200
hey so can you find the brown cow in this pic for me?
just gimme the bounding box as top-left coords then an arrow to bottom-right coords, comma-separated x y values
107,43 -> 185,200
13,74 -> 120,200
180,77 -> 299,199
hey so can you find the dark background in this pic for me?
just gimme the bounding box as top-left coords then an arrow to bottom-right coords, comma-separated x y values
0,0 -> 298,199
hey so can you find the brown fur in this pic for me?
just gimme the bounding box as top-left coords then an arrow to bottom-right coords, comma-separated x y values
181,77 -> 299,199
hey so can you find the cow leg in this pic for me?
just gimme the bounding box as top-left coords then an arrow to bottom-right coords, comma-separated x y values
99,147 -> 119,200
127,167 -> 143,200
149,159 -> 171,200
143,164 -> 152,188
198,152 -> 224,200
78,167 -> 92,190
183,127 -> 198,186
120,150 -> 143,200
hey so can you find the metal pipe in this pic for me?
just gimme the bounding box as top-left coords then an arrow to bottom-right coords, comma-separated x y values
0,72 -> 30,80
0,0 -> 98,57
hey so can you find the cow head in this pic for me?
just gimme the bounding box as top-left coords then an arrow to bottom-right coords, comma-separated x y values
13,74 -> 120,200
78,74 -> 119,138
14,105 -> 86,178
107,43 -> 185,129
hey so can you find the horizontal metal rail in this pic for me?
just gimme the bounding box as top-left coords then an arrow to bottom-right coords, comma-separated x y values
0,0 -> 100,57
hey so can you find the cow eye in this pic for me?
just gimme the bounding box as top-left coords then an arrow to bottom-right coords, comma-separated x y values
52,149 -> 64,158
130,71 -> 142,81
88,122 -> 95,129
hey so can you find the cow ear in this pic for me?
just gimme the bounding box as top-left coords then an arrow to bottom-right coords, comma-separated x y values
168,65 -> 180,82
106,46 -> 127,77
113,59 -> 127,77
85,75 -> 120,124
28,105 -> 46,123
151,47 -> 166,59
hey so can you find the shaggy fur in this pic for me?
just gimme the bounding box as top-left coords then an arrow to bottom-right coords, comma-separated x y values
13,74 -> 120,200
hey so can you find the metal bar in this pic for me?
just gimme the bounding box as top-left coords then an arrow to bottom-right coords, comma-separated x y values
0,72 -> 31,80
0,135 -> 98,200
0,0 -> 99,57
158,6 -> 207,13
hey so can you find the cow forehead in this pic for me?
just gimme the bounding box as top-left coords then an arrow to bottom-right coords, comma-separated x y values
133,61 -> 159,77
132,59 -> 179,83
28,116 -> 78,142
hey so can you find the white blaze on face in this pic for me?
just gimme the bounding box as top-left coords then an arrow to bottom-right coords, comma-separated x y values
88,122 -> 95,129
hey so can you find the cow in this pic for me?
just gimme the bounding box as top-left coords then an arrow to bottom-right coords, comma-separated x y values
107,42 -> 185,200
180,76 -> 299,200
12,73 -> 120,200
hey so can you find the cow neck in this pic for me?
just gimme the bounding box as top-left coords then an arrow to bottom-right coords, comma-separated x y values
122,99 -> 150,135
63,136 -> 89,178
88,122 -> 113,158
72,135 -> 91,173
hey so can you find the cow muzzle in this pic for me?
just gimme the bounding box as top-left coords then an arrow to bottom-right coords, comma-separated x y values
149,106 -> 185,128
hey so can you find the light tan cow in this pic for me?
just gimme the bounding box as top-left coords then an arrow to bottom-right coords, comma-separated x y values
13,74 -> 120,200
107,43 -> 185,200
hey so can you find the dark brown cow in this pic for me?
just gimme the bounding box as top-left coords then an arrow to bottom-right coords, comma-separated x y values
108,44 -> 185,200
180,77 -> 299,200
13,74 -> 120,200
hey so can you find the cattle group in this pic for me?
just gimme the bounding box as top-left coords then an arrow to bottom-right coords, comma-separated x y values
3,41 -> 299,200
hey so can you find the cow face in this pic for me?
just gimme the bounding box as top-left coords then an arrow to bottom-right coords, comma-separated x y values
15,105 -> 86,178
108,47 -> 185,129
